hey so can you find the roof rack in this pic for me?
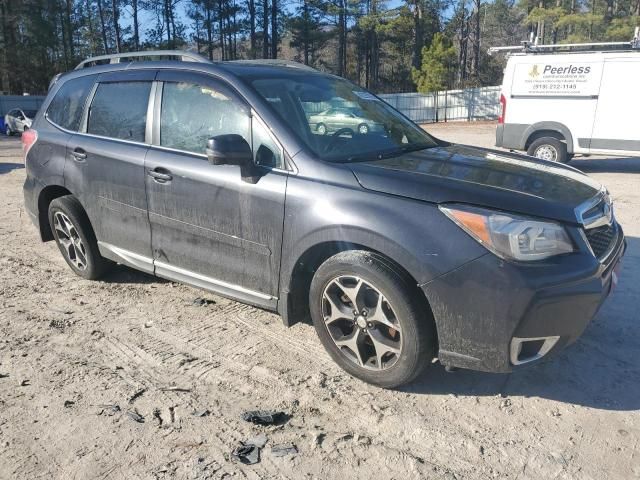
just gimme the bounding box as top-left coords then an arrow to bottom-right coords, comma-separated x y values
226,59 -> 317,71
75,50 -> 211,70
488,26 -> 640,56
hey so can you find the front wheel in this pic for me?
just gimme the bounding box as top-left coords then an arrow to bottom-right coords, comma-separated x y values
358,123 -> 369,135
316,123 -> 327,135
527,137 -> 570,163
5,125 -> 12,136
309,251 -> 435,388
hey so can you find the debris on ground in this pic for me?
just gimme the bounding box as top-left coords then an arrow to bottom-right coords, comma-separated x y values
128,388 -> 147,404
63,400 -> 75,408
0,373 -> 9,379
97,404 -> 121,416
271,443 -> 298,458
126,410 -> 145,423
160,386 -> 191,393
153,408 -> 163,427
241,410 -> 286,426
231,443 -> 260,465
192,409 -> 211,417
192,297 -> 216,307
245,434 -> 268,448
20,379 -> 30,386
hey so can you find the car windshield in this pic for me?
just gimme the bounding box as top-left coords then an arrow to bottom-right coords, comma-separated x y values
244,73 -> 438,162
23,110 -> 37,118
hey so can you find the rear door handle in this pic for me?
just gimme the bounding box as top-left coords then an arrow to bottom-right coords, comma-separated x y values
71,148 -> 87,161
148,168 -> 173,183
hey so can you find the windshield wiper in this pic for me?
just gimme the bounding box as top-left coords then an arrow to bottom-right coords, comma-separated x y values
343,143 -> 435,163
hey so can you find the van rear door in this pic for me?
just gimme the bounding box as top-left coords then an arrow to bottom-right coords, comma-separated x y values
590,57 -> 640,155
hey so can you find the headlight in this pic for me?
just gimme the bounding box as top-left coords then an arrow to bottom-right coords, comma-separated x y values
439,205 -> 574,261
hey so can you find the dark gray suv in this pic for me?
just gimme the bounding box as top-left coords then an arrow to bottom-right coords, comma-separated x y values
23,51 -> 625,387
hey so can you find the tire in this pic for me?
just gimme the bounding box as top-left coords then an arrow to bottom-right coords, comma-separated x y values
309,250 -> 435,388
527,137 -> 570,163
317,123 -> 327,135
6,125 -> 12,136
358,123 -> 369,135
48,195 -> 110,280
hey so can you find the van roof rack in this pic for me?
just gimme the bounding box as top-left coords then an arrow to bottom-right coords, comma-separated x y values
488,27 -> 640,56
75,50 -> 211,70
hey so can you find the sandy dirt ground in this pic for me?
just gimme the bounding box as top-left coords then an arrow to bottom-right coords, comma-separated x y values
0,124 -> 639,480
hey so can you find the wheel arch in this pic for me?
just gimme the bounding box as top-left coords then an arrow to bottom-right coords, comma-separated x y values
523,122 -> 574,153
37,185 -> 74,241
279,240 -> 435,339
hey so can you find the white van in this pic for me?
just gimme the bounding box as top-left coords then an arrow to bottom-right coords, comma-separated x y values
494,40 -> 640,163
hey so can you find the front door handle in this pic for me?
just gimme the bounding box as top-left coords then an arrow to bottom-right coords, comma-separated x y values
71,148 -> 87,161
148,168 -> 173,183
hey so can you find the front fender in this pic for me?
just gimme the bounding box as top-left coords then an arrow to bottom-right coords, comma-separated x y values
278,173 -> 488,323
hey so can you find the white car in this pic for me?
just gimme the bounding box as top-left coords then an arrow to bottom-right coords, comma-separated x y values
494,37 -> 640,163
5,108 -> 36,135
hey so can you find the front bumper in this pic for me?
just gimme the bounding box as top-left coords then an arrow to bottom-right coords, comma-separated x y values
422,227 -> 626,373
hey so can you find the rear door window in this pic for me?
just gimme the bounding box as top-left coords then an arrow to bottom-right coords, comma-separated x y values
87,82 -> 151,142
46,74 -> 97,131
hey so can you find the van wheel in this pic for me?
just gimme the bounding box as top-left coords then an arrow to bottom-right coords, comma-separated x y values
309,251 -> 435,388
48,196 -> 110,280
528,137 -> 569,163
6,126 -> 13,136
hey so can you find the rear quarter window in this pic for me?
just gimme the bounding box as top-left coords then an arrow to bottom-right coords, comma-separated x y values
46,74 -> 97,131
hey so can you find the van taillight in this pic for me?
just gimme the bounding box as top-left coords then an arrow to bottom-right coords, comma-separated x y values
21,129 -> 38,162
498,94 -> 507,124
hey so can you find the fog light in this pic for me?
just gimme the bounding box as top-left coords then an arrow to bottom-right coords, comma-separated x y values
510,336 -> 560,365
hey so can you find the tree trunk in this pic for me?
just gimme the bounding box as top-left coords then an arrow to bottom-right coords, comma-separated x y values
97,0 -> 109,53
164,0 -> 172,47
206,3 -> 213,60
249,0 -> 256,58
262,0 -> 269,58
218,0 -> 225,60
472,0 -> 480,80
536,0 -> 544,43
132,0 -> 140,49
111,0 -> 121,53
65,0 -> 74,60
303,0 -> 309,64
337,0 -> 346,76
412,0 -> 423,69
271,0 -> 277,58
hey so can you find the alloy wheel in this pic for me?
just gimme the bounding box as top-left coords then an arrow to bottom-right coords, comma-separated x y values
358,124 -> 369,135
53,211 -> 88,270
322,275 -> 402,370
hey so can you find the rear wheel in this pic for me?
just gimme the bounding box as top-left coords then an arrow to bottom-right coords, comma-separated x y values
317,123 -> 327,135
309,251 -> 435,388
48,196 -> 111,280
527,137 -> 570,164
5,125 -> 12,136
358,123 -> 369,135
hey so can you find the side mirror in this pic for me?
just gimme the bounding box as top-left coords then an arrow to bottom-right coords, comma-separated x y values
206,134 -> 252,166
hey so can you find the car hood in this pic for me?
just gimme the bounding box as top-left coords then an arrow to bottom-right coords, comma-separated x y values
347,144 -> 602,224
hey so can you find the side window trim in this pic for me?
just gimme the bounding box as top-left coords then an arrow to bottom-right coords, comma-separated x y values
250,109 -> 290,173
77,78 -> 155,145
78,81 -> 100,133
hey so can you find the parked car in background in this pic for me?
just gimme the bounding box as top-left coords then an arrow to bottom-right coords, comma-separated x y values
308,107 -> 384,135
493,33 -> 640,163
23,51 -> 625,388
5,108 -> 37,135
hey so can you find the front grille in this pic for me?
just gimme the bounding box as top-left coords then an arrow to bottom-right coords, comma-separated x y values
585,223 -> 617,259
